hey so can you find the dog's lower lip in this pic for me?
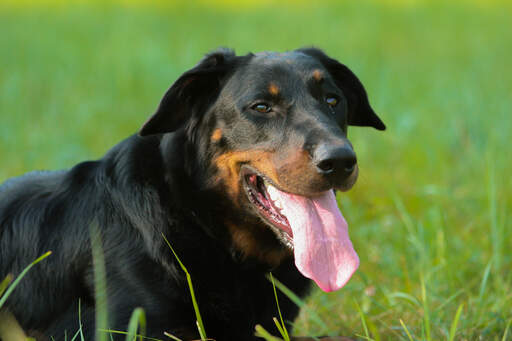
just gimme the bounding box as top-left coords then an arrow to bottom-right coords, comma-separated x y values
242,170 -> 293,241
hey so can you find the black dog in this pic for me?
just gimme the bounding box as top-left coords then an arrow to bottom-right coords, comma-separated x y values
0,48 -> 385,340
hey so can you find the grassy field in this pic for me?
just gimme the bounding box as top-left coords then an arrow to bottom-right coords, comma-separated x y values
1,0 -> 511,340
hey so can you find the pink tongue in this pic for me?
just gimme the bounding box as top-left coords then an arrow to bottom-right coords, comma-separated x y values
276,190 -> 359,292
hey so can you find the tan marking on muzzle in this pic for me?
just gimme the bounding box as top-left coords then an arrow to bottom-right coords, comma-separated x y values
213,150 -> 279,200
273,149 -> 329,195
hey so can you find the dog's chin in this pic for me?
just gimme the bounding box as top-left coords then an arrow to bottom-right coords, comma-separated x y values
335,166 -> 359,192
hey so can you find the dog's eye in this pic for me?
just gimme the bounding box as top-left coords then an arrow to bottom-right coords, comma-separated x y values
252,103 -> 271,113
325,96 -> 338,107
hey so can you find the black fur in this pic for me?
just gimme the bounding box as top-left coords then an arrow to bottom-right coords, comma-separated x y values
0,47 -> 384,340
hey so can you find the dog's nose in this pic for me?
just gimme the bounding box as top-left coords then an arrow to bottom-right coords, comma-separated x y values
314,143 -> 357,178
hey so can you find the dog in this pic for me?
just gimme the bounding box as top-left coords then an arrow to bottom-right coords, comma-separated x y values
0,47 -> 385,340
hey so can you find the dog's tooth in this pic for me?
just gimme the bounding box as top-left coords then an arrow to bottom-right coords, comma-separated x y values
266,184 -> 278,200
274,199 -> 283,209
266,184 -> 283,209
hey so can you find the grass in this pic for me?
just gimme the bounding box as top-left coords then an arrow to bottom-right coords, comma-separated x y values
0,0 -> 511,339
0,252 -> 52,309
161,233 -> 207,341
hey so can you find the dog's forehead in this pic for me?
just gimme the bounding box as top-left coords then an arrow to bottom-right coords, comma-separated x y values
227,51 -> 328,93
249,51 -> 323,73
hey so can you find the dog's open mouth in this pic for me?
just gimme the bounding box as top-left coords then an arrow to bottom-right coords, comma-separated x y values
243,169 -> 293,246
241,166 -> 360,292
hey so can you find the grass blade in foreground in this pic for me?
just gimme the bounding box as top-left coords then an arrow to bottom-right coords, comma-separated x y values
448,303 -> 464,341
502,318 -> 511,341
0,275 -> 13,297
354,299 -> 370,340
0,251 -> 52,308
90,224 -> 109,341
268,272 -> 290,341
126,308 -> 147,341
99,329 -> 163,341
0,310 -> 30,341
77,299 -> 85,341
421,275 -> 431,341
476,260 -> 492,325
0,251 -> 51,341
399,319 -> 414,341
266,274 -> 328,333
161,233 -> 207,341
255,324 -> 284,341
164,331 -> 183,341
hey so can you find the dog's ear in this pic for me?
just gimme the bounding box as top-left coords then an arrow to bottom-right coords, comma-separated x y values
298,48 -> 386,131
139,48 -> 237,136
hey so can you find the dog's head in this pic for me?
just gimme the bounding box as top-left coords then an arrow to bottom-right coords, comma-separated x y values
140,48 -> 385,291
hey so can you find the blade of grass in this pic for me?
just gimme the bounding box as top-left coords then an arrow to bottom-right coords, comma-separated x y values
434,288 -> 465,312
254,324 -> 283,341
366,318 -> 381,341
0,274 -> 13,297
420,275 -> 431,341
388,292 -> 421,308
79,299 -> 85,341
163,331 -> 183,341
161,233 -> 206,341
90,224 -> 108,341
126,307 -> 147,341
70,328 -> 82,341
478,260 -> 492,302
354,299 -> 370,339
399,319 -> 414,341
502,318 -> 511,341
195,321 -> 207,341
99,329 -> 162,341
0,251 -> 52,308
0,310 -> 28,341
272,317 -> 286,339
476,260 -> 492,325
268,273 -> 290,341
265,274 -> 328,332
448,303 -> 464,341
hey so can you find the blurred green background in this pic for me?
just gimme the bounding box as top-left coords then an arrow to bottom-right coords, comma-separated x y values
1,0 -> 511,340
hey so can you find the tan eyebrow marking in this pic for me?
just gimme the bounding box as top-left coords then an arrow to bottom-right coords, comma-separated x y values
211,128 -> 223,142
268,82 -> 280,96
312,69 -> 324,81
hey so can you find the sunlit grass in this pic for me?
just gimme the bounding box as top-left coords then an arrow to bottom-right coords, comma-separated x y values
0,1 -> 510,339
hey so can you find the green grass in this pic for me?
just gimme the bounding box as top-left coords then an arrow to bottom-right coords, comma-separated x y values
0,1 -> 511,340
